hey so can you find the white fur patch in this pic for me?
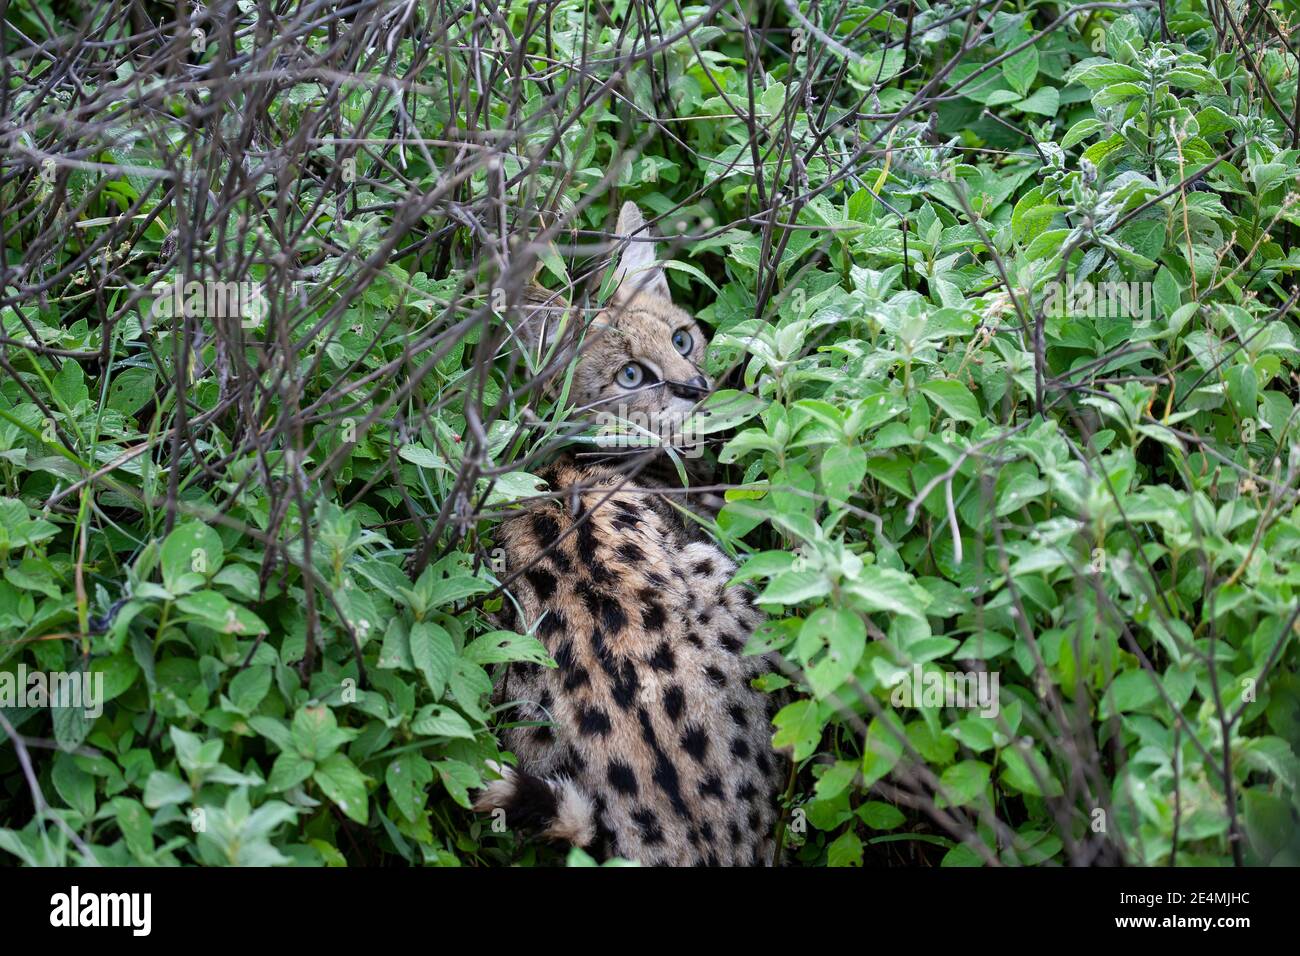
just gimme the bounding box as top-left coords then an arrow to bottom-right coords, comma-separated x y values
544,778 -> 597,848
472,761 -> 517,812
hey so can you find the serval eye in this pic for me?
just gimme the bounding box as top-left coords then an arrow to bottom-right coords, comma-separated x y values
617,362 -> 645,388
672,328 -> 693,354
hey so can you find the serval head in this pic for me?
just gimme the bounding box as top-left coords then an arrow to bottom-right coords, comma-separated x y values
511,202 -> 713,450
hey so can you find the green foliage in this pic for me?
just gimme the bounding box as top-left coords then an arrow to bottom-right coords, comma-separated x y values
2,0 -> 1299,866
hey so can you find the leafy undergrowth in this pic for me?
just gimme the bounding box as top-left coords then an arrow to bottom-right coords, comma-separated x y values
1,0 -> 1299,866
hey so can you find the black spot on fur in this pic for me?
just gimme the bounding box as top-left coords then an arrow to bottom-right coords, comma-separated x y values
567,748 -> 587,773
706,666 -> 727,687
563,665 -> 591,692
727,821 -> 741,843
577,705 -> 611,737
607,760 -> 639,796
652,753 -> 689,819
610,661 -> 638,710
699,775 -> 725,800
577,580 -> 600,615
649,641 -> 676,672
755,750 -> 771,775
554,639 -> 575,672
663,685 -> 685,722
532,513 -> 560,542
718,633 -> 745,653
737,780 -> 758,802
580,582 -> 627,636
600,596 -> 627,635
728,703 -> 749,727
642,601 -> 666,632
731,737 -> 751,759
575,507 -> 599,562
524,567 -> 557,600
533,725 -> 555,744
588,627 -> 619,679
681,726 -> 709,763
748,809 -> 762,832
634,705 -> 690,819
617,542 -> 645,565
636,707 -> 659,747
686,631 -> 704,648
537,609 -> 567,641
592,795 -> 617,859
692,559 -> 715,577
632,808 -> 666,846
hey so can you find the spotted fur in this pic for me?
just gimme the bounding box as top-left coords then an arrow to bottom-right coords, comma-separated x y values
485,459 -> 785,865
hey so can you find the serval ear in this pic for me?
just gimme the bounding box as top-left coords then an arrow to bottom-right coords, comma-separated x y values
610,201 -> 670,304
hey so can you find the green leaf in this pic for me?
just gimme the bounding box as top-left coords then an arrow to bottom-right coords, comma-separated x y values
1102,668 -> 1160,717
936,760 -> 991,808
464,630 -> 554,667
919,379 -> 980,423
160,521 -> 224,590
410,704 -> 477,740
772,699 -> 823,761
142,771 -> 192,809
1014,86 -> 1058,116
857,801 -> 905,830
52,753 -> 95,818
268,752 -> 315,792
1167,68 -> 1224,94
1067,61 -> 1146,89
759,570 -> 831,606
1001,44 -> 1038,97
861,712 -> 905,787
176,591 -> 268,635
90,652 -> 140,702
819,444 -> 867,506
426,576 -> 493,607
1061,118 -> 1104,149
799,608 -> 866,699
314,753 -> 370,824
111,797 -> 153,861
291,705 -> 356,761
434,758 -> 482,809
226,665 -> 272,714
1000,746 -> 1062,797
826,830 -> 864,867
409,621 -> 456,698
386,752 -> 434,823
